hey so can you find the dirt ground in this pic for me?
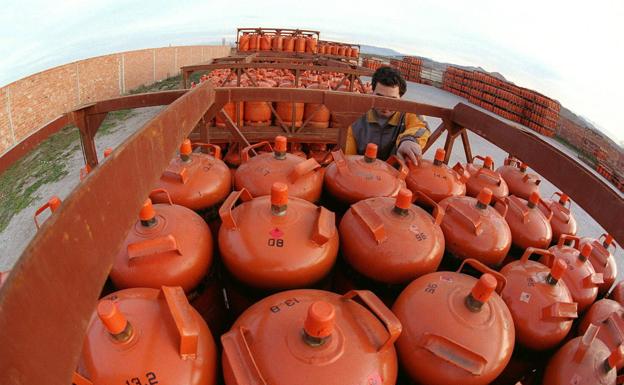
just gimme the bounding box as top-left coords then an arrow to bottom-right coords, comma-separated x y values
0,106 -> 164,270
0,81 -> 621,281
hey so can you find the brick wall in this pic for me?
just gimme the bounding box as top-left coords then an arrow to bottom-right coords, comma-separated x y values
0,45 -> 230,155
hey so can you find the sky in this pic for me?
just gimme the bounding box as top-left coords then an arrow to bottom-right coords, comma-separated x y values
1,0 -> 623,144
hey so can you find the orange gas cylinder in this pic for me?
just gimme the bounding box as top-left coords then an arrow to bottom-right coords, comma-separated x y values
495,192 -> 553,251
234,137 -> 324,202
218,183 -> 338,290
275,82 -> 304,127
305,36 -> 317,53
282,36 -> 294,52
224,142 -> 242,168
238,33 -> 250,51
151,140 -> 231,211
215,96 -> 244,127
438,188 -> 512,267
405,148 -> 466,203
295,35 -> 306,53
243,82 -> 272,126
578,299 -> 624,372
546,236 -> 603,313
500,248 -> 577,350
393,259 -> 515,385
33,195 -> 61,229
259,34 -> 271,51
608,281 -> 624,306
323,145 -> 408,204
339,189 -> 445,284
249,33 -> 258,50
76,286 -> 217,385
307,144 -> 332,166
542,324 -> 622,385
271,34 -> 283,51
496,157 -> 541,200
345,47 -> 353,57
303,82 -> 331,128
221,289 -> 401,385
542,192 -> 577,242
318,43 -> 327,54
110,196 -> 212,293
580,234 -> 618,296
457,155 -> 509,199
330,44 -> 338,55
351,47 -> 359,57
338,45 -> 347,56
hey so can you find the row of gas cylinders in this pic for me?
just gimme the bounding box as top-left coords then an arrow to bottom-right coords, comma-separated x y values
198,68 -> 372,93
238,33 -> 359,58
193,68 -> 372,129
62,136 -> 621,385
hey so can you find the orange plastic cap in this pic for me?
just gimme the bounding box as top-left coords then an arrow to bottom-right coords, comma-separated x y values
274,136 -> 287,152
581,243 -> 593,258
604,234 -> 614,246
550,258 -> 567,281
365,143 -> 378,159
271,182 -> 288,206
484,156 -> 494,168
395,189 -> 412,210
49,196 -> 62,212
559,193 -> 570,204
477,188 -> 493,206
471,274 -> 497,303
180,139 -> 192,156
608,345 -> 624,369
529,192 -> 540,206
103,148 -> 113,158
139,199 -> 156,221
434,148 -> 446,162
97,300 -> 127,335
304,301 -> 335,338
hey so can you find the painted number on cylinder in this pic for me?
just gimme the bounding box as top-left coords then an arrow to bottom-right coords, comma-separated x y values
270,298 -> 300,313
125,372 -> 158,385
424,283 -> 437,294
268,238 -> 284,247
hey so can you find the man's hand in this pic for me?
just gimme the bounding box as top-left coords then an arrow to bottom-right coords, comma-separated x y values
397,140 -> 422,164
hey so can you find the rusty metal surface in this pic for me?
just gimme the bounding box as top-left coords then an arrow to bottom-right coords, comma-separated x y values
1,82 -> 623,384
0,82 -> 215,385
452,103 -> 624,245
0,114 -> 70,174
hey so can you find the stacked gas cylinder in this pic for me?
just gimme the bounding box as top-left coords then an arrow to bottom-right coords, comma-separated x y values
58,136 -> 622,385
193,68 -> 372,168
237,32 -> 359,58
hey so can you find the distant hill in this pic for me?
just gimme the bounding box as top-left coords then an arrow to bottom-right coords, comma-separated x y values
359,45 -> 403,57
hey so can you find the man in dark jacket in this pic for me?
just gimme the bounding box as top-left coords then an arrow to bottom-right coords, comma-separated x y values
345,66 -> 430,163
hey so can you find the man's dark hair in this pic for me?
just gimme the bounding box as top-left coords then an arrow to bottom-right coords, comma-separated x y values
371,66 -> 407,96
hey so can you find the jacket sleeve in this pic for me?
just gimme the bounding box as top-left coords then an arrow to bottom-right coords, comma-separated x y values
396,113 -> 430,150
344,125 -> 358,155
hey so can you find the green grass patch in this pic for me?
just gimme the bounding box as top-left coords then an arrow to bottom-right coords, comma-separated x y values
97,109 -> 134,136
128,74 -> 183,94
0,125 -> 81,232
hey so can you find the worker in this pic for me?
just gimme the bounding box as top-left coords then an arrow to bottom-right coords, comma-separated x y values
345,66 -> 430,163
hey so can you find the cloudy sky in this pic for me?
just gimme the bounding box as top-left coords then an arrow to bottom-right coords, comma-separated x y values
1,0 -> 623,143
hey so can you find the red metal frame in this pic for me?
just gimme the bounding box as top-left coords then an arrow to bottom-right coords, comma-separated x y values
0,80 -> 623,385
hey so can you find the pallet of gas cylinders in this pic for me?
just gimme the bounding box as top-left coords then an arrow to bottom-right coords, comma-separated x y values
31,134 -> 622,385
